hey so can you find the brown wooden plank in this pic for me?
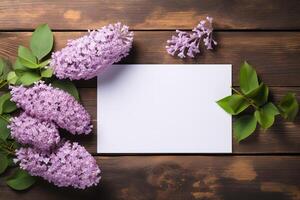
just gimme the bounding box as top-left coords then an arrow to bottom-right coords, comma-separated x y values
74,87 -> 300,154
0,156 -> 299,200
0,31 -> 300,86
0,0 -> 300,30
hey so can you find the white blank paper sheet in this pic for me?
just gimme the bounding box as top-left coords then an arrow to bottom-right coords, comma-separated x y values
97,64 -> 232,153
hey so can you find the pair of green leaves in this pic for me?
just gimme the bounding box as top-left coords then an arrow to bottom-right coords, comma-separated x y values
217,62 -> 299,142
10,24 -> 53,86
233,102 -> 280,142
277,93 -> 299,121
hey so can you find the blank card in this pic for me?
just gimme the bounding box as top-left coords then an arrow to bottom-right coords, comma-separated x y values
97,64 -> 232,153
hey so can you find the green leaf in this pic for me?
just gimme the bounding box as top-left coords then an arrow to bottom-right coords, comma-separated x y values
0,93 -> 17,114
255,102 -> 279,129
6,71 -> 18,85
2,100 -> 17,114
18,46 -> 36,64
245,83 -> 269,106
234,115 -> 257,142
6,156 -> 15,167
0,154 -> 8,174
30,24 -> 53,61
41,67 -> 53,78
13,58 -> 28,77
18,57 -> 38,69
0,58 -> 12,81
51,79 -> 80,101
0,117 -> 10,140
277,93 -> 299,121
37,59 -> 50,68
18,46 -> 38,69
6,169 -> 35,190
217,94 -> 250,115
0,58 -> 4,76
239,61 -> 259,94
18,71 -> 41,86
13,58 -> 24,70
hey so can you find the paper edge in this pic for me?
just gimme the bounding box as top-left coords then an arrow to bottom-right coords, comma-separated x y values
97,64 -> 232,154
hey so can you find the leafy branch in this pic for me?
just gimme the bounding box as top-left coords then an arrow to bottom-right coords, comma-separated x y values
0,24 -> 80,191
217,62 -> 299,142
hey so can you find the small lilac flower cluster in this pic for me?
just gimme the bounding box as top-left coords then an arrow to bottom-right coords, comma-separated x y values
166,16 -> 217,58
15,141 -> 101,189
50,22 -> 133,80
9,81 -> 100,189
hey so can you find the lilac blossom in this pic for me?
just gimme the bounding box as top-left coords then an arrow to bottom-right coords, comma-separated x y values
166,16 -> 217,58
9,112 -> 60,152
15,141 -> 101,189
50,22 -> 133,80
10,81 -> 92,135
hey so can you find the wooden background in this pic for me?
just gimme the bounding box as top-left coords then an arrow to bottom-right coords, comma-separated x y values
0,0 -> 300,199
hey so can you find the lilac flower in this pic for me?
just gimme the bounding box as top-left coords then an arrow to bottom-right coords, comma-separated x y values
166,16 -> 217,58
50,22 -> 133,80
10,81 -> 92,135
9,112 -> 60,152
15,141 -> 101,189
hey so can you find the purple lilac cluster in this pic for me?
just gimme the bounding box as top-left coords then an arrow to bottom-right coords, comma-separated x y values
10,81 -> 92,135
50,22 -> 133,80
166,16 -> 217,58
10,82 -> 99,188
15,141 -> 101,189
9,112 -> 60,152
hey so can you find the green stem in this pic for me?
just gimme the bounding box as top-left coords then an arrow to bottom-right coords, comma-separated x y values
0,80 -> 7,89
9,142 -> 14,149
0,114 -> 9,123
0,142 -> 15,155
231,87 -> 259,110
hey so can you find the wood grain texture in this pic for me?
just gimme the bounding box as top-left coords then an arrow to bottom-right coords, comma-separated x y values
0,1 -> 300,199
0,156 -> 299,200
0,0 -> 300,30
74,87 -> 300,154
0,31 -> 300,86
